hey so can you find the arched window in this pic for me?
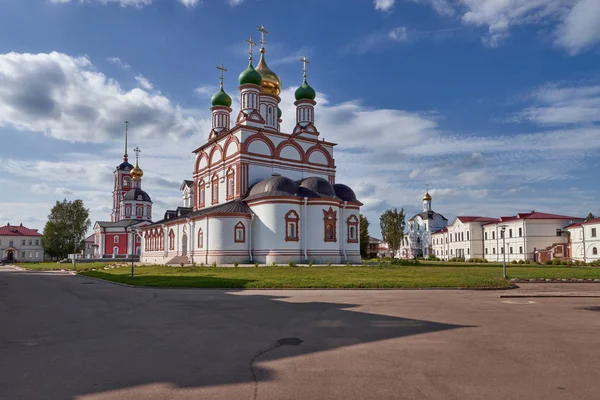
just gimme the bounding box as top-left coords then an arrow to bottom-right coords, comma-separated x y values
123,176 -> 132,188
323,207 -> 337,243
113,246 -> 119,255
159,231 -> 164,251
285,210 -> 300,242
125,207 -> 131,217
146,206 -> 151,219
113,235 -> 119,243
347,215 -> 359,243
169,229 -> 175,250
198,228 -> 204,249
211,174 -> 219,205
137,206 -> 143,217
234,222 -> 246,243
594,247 -> 598,255
198,179 -> 206,208
226,168 -> 235,201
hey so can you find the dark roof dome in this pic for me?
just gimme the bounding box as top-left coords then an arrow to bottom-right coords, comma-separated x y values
299,177 -> 336,198
247,175 -> 298,199
333,184 -> 358,202
117,161 -> 134,171
123,188 -> 152,202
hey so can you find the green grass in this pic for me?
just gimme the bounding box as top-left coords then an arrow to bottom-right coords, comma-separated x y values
79,263 -> 600,289
16,262 -> 114,271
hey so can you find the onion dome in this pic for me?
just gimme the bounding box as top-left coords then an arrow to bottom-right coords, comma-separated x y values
295,78 -> 316,101
123,188 -> 151,202
131,164 -> 143,181
239,62 -> 262,86
211,85 -> 232,108
277,107 -> 282,119
423,191 -> 432,201
256,49 -> 281,96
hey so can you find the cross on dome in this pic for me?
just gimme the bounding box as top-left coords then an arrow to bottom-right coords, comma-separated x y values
123,120 -> 129,162
245,36 -> 256,62
256,24 -> 269,50
217,63 -> 227,86
300,56 -> 310,78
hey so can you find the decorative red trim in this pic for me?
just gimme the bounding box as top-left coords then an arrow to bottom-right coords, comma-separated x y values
226,167 -> 235,201
347,215 -> 359,243
275,139 -> 305,161
194,152 -> 208,173
211,174 -> 219,205
197,228 -> 204,249
168,229 -> 175,250
241,132 -> 276,156
285,210 -> 300,242
323,207 -> 337,243
234,221 -> 246,243
198,179 -> 206,209
208,144 -> 224,167
305,144 -> 334,167
223,135 -> 240,160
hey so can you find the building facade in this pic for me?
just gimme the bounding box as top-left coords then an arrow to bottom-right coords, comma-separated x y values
566,217 -> 600,263
92,130 -> 153,259
431,216 -> 497,260
140,27 -> 361,265
399,191 -> 448,259
0,223 -> 44,263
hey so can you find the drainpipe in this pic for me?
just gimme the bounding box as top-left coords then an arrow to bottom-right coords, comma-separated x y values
249,212 -> 255,262
303,197 -> 308,261
343,201 -> 348,262
205,217 -> 209,265
582,226 -> 586,263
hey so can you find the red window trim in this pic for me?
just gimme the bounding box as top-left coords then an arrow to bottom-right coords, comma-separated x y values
323,207 -> 337,243
285,210 -> 300,242
198,179 -> 206,208
169,229 -> 175,250
198,228 -> 204,249
347,215 -> 359,243
211,174 -> 219,205
234,222 -> 246,243
226,167 -> 235,201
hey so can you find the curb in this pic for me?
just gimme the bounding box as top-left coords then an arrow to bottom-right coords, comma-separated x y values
500,294 -> 600,298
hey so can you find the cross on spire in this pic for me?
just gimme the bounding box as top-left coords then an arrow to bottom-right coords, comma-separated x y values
300,56 -> 310,79
123,120 -> 129,162
133,146 -> 141,165
245,36 -> 257,62
217,63 -> 227,87
256,24 -> 269,49
426,184 -> 429,193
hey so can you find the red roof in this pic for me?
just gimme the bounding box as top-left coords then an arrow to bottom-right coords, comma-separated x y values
0,224 -> 42,236
482,211 -> 582,226
583,217 -> 600,225
457,216 -> 498,223
431,227 -> 448,234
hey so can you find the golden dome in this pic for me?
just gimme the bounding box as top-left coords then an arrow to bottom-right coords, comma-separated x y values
423,191 -> 432,201
131,160 -> 143,181
256,49 -> 281,96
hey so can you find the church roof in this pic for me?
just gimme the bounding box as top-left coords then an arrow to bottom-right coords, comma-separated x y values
116,161 -> 134,171
408,210 -> 448,222
123,188 -> 152,202
95,219 -> 148,228
180,180 -> 194,190
244,176 -> 361,204
149,200 -> 251,227
481,211 -> 582,226
0,224 -> 42,236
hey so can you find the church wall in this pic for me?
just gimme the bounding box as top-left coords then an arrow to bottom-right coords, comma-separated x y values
190,216 -> 251,264
305,203 -> 344,264
249,202 -> 303,264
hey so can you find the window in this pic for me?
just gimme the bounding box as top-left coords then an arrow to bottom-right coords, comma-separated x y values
500,230 -> 504,238
485,232 -> 488,240
35,252 -> 39,258
592,228 -> 597,238
125,207 -> 131,217
510,247 -> 513,254
226,168 -> 235,201
509,229 -> 512,238
198,179 -> 206,208
198,228 -> 204,248
169,230 -> 175,250
28,252 -> 32,258
123,177 -> 132,187
35,240 -> 39,246
147,206 -> 151,219
485,248 -> 488,254
9,240 -> 13,247
21,251 -> 26,258
466,231 -> 469,241
493,248 -> 496,254
137,206 -> 143,217
593,247 -> 598,255
492,231 -> 495,240
323,207 -> 337,243
519,246 -> 523,254
113,246 -> 118,255
519,227 -> 522,237
211,174 -> 219,205
467,248 -> 470,255
347,215 -> 359,243
461,232 -> 464,241
22,240 -> 26,246
114,235 -> 119,244
28,240 -> 32,245
450,249 -> 453,255
234,222 -> 246,243
285,210 -> 300,242
501,247 -> 504,254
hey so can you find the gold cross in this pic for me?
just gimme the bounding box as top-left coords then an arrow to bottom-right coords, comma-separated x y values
256,24 -> 269,47
300,56 -> 310,78
245,36 -> 256,62
216,63 -> 227,86
133,146 -> 141,161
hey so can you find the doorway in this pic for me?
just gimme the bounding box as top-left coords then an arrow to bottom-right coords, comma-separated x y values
6,250 -> 14,263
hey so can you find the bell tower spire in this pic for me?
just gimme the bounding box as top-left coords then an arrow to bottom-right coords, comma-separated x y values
124,120 -> 129,162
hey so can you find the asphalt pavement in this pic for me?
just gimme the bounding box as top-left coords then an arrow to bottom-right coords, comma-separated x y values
1,266 -> 600,400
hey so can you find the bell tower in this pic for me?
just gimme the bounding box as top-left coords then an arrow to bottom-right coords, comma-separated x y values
111,121 -> 134,222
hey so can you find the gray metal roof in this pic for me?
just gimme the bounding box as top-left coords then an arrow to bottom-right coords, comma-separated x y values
408,210 -> 448,222
148,200 -> 251,227
123,188 -> 152,202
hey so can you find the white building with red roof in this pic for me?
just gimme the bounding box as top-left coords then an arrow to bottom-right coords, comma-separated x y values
431,216 -> 498,260
565,217 -> 600,263
0,223 -> 44,263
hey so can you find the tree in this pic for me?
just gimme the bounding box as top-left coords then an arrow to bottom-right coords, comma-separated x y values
359,214 -> 370,258
585,212 -> 596,222
43,199 -> 91,260
380,208 -> 406,256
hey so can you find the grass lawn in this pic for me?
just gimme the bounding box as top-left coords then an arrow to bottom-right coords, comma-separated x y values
79,264 -> 600,289
15,262 -> 112,271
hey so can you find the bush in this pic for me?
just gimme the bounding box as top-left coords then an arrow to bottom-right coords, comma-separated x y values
234,262 -> 239,268
288,261 -> 297,267
212,261 -> 217,268
346,261 -> 350,267
511,260 -> 518,264
200,263 -> 204,267
518,260 -> 525,264
545,260 -> 553,265
254,262 -> 259,268
552,258 -> 562,266
328,262 -> 332,266
390,258 -> 420,266
525,260 -> 530,264
308,261 -> 313,267
272,261 -> 277,267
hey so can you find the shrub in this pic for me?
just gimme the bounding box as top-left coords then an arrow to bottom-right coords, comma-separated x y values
308,260 -> 313,267
545,260 -> 553,265
328,262 -> 332,266
511,260 -> 518,264
200,263 -> 204,267
234,262 -> 239,268
552,258 -> 562,266
346,261 -> 350,267
212,261 -> 217,268
288,261 -> 297,267
192,261 -> 197,267
272,261 -> 277,267
518,260 -> 525,264
254,262 -> 259,268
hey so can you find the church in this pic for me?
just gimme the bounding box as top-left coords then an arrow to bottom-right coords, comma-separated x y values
92,124 -> 154,259
140,26 -> 362,265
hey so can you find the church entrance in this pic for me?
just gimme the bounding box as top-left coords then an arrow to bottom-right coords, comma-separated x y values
4,249 -> 15,263
181,233 -> 188,257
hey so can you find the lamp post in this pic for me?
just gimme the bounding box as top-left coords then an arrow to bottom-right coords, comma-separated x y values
500,225 -> 507,279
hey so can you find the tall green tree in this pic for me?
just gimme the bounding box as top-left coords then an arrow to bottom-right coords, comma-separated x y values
359,214 -> 370,258
380,208 -> 406,256
585,212 -> 596,222
43,199 -> 91,260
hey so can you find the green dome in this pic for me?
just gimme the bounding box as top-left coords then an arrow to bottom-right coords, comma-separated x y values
211,86 -> 232,108
294,78 -> 316,101
239,63 -> 262,86
277,107 -> 282,119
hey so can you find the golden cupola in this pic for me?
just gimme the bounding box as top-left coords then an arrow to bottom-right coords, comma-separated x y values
256,48 -> 281,96
131,147 -> 144,181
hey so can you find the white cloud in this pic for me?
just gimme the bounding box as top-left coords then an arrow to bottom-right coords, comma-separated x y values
135,75 -> 153,90
413,0 -> 600,53
195,85 -> 217,98
374,0 -> 395,12
388,26 -> 408,42
107,57 -> 131,70
0,51 -> 200,143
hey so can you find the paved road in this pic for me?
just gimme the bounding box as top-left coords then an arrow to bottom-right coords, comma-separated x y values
1,267 -> 600,400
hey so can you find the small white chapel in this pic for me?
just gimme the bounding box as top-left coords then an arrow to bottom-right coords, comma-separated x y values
140,25 -> 362,265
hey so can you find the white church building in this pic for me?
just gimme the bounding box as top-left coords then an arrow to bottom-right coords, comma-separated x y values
140,26 -> 361,265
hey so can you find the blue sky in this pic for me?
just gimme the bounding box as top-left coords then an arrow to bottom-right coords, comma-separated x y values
0,0 -> 599,236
